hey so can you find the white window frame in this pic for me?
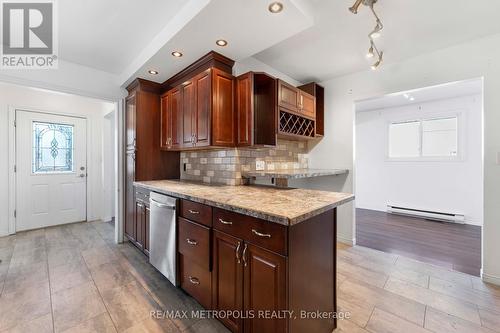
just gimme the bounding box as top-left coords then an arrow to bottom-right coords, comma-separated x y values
386,111 -> 464,162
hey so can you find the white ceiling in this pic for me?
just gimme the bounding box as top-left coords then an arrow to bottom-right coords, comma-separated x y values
59,0 -> 188,74
254,0 -> 500,83
355,78 -> 483,112
24,0 -> 500,92
124,0 -> 314,85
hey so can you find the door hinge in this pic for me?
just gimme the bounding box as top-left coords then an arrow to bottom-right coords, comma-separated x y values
14,210 -> 16,218
14,165 -> 16,173
14,120 -> 16,127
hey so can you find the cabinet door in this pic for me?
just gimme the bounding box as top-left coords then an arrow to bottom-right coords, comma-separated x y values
244,244 -> 287,333
125,93 -> 137,149
135,200 -> 145,251
212,68 -> 235,147
236,72 -> 253,146
212,231 -> 244,333
144,204 -> 150,255
299,91 -> 316,119
124,152 -> 136,242
160,93 -> 171,149
171,87 -> 183,149
278,80 -> 299,112
182,80 -> 196,147
194,70 -> 211,147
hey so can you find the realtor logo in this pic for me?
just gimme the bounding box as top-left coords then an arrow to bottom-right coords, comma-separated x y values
1,0 -> 58,69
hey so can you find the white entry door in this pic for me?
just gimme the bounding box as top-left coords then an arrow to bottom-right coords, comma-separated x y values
16,110 -> 87,231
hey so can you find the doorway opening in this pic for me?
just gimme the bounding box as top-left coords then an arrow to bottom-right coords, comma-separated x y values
354,78 -> 483,276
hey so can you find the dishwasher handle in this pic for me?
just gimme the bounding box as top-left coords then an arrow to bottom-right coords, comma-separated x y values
150,198 -> 176,210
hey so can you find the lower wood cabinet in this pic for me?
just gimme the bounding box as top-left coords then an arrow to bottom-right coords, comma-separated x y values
126,189 -> 150,256
172,199 -> 337,333
212,231 -> 244,333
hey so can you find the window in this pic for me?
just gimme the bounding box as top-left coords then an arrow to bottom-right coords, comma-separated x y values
32,121 -> 74,173
388,116 -> 459,159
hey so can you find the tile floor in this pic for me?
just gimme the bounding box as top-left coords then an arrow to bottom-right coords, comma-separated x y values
0,220 -> 498,333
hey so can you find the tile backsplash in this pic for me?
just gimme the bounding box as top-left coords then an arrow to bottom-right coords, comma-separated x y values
180,140 -> 309,185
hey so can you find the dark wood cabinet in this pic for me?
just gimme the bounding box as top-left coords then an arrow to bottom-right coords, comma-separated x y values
244,244 -> 287,333
278,80 -> 300,112
160,93 -> 170,149
298,91 -> 316,119
129,189 -> 149,255
160,53 -> 236,151
135,199 -> 145,251
125,79 -> 180,251
212,230 -> 244,333
298,82 -> 324,136
236,72 -> 277,147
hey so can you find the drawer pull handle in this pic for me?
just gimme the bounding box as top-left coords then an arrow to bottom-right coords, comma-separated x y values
188,277 -> 200,285
218,218 -> 233,225
188,209 -> 200,215
252,229 -> 272,238
242,244 -> 248,267
186,238 -> 198,246
236,241 -> 241,264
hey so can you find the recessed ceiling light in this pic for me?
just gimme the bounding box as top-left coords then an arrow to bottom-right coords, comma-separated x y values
268,2 -> 283,13
171,51 -> 183,58
148,70 -> 159,75
216,39 -> 228,47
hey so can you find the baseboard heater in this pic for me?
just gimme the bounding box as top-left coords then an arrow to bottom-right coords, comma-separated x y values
387,205 -> 465,224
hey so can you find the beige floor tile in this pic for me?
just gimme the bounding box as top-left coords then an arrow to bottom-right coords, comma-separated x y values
478,308 -> 500,332
122,316 -> 179,333
338,258 -> 389,288
385,277 -> 481,324
8,247 -> 47,267
335,318 -> 370,333
2,313 -> 53,333
429,277 -> 500,313
52,281 -> 107,332
61,313 -> 117,333
102,281 -> 162,332
338,296 -> 374,327
395,256 -> 473,287
3,261 -> 49,294
49,260 -> 92,294
0,281 -> 51,331
339,279 -> 426,326
183,318 -> 229,333
472,278 -> 500,298
366,307 -> 432,333
81,246 -> 119,269
48,247 -> 84,269
90,260 -> 136,292
424,307 -> 495,333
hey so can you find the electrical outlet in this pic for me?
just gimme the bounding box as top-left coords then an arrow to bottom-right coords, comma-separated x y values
255,160 -> 265,171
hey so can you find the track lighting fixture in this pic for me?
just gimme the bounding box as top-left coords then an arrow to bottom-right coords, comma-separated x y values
349,0 -> 384,70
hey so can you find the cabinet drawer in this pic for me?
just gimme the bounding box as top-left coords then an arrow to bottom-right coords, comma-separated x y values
179,254 -> 212,309
178,217 -> 210,270
135,189 -> 150,203
213,208 -> 287,256
180,200 -> 212,227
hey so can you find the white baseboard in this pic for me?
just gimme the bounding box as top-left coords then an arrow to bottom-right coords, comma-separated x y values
482,272 -> 500,286
338,235 -> 355,246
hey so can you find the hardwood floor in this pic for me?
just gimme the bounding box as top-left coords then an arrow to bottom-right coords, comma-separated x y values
0,220 -> 497,333
356,208 -> 482,276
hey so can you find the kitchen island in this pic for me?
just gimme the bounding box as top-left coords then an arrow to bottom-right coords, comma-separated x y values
132,180 -> 354,333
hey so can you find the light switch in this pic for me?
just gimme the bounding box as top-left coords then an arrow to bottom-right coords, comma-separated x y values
255,160 -> 265,171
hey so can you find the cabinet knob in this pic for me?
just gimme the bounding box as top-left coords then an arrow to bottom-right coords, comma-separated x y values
186,238 -> 198,246
188,276 -> 200,285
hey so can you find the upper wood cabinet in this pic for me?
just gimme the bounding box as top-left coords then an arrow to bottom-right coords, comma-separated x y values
236,72 -> 277,147
161,67 -> 235,150
298,82 -> 325,137
278,79 -> 316,120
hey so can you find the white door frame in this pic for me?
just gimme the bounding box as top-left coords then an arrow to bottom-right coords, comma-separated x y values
7,106 -> 90,234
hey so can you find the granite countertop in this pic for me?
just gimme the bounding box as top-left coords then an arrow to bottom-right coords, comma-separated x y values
242,168 -> 348,179
134,180 -> 354,226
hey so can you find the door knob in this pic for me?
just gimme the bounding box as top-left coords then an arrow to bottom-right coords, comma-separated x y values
79,174 -> 86,178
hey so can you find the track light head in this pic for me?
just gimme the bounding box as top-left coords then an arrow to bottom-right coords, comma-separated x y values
349,0 -> 363,14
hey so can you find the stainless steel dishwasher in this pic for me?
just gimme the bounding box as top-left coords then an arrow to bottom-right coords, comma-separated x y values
149,192 -> 178,286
